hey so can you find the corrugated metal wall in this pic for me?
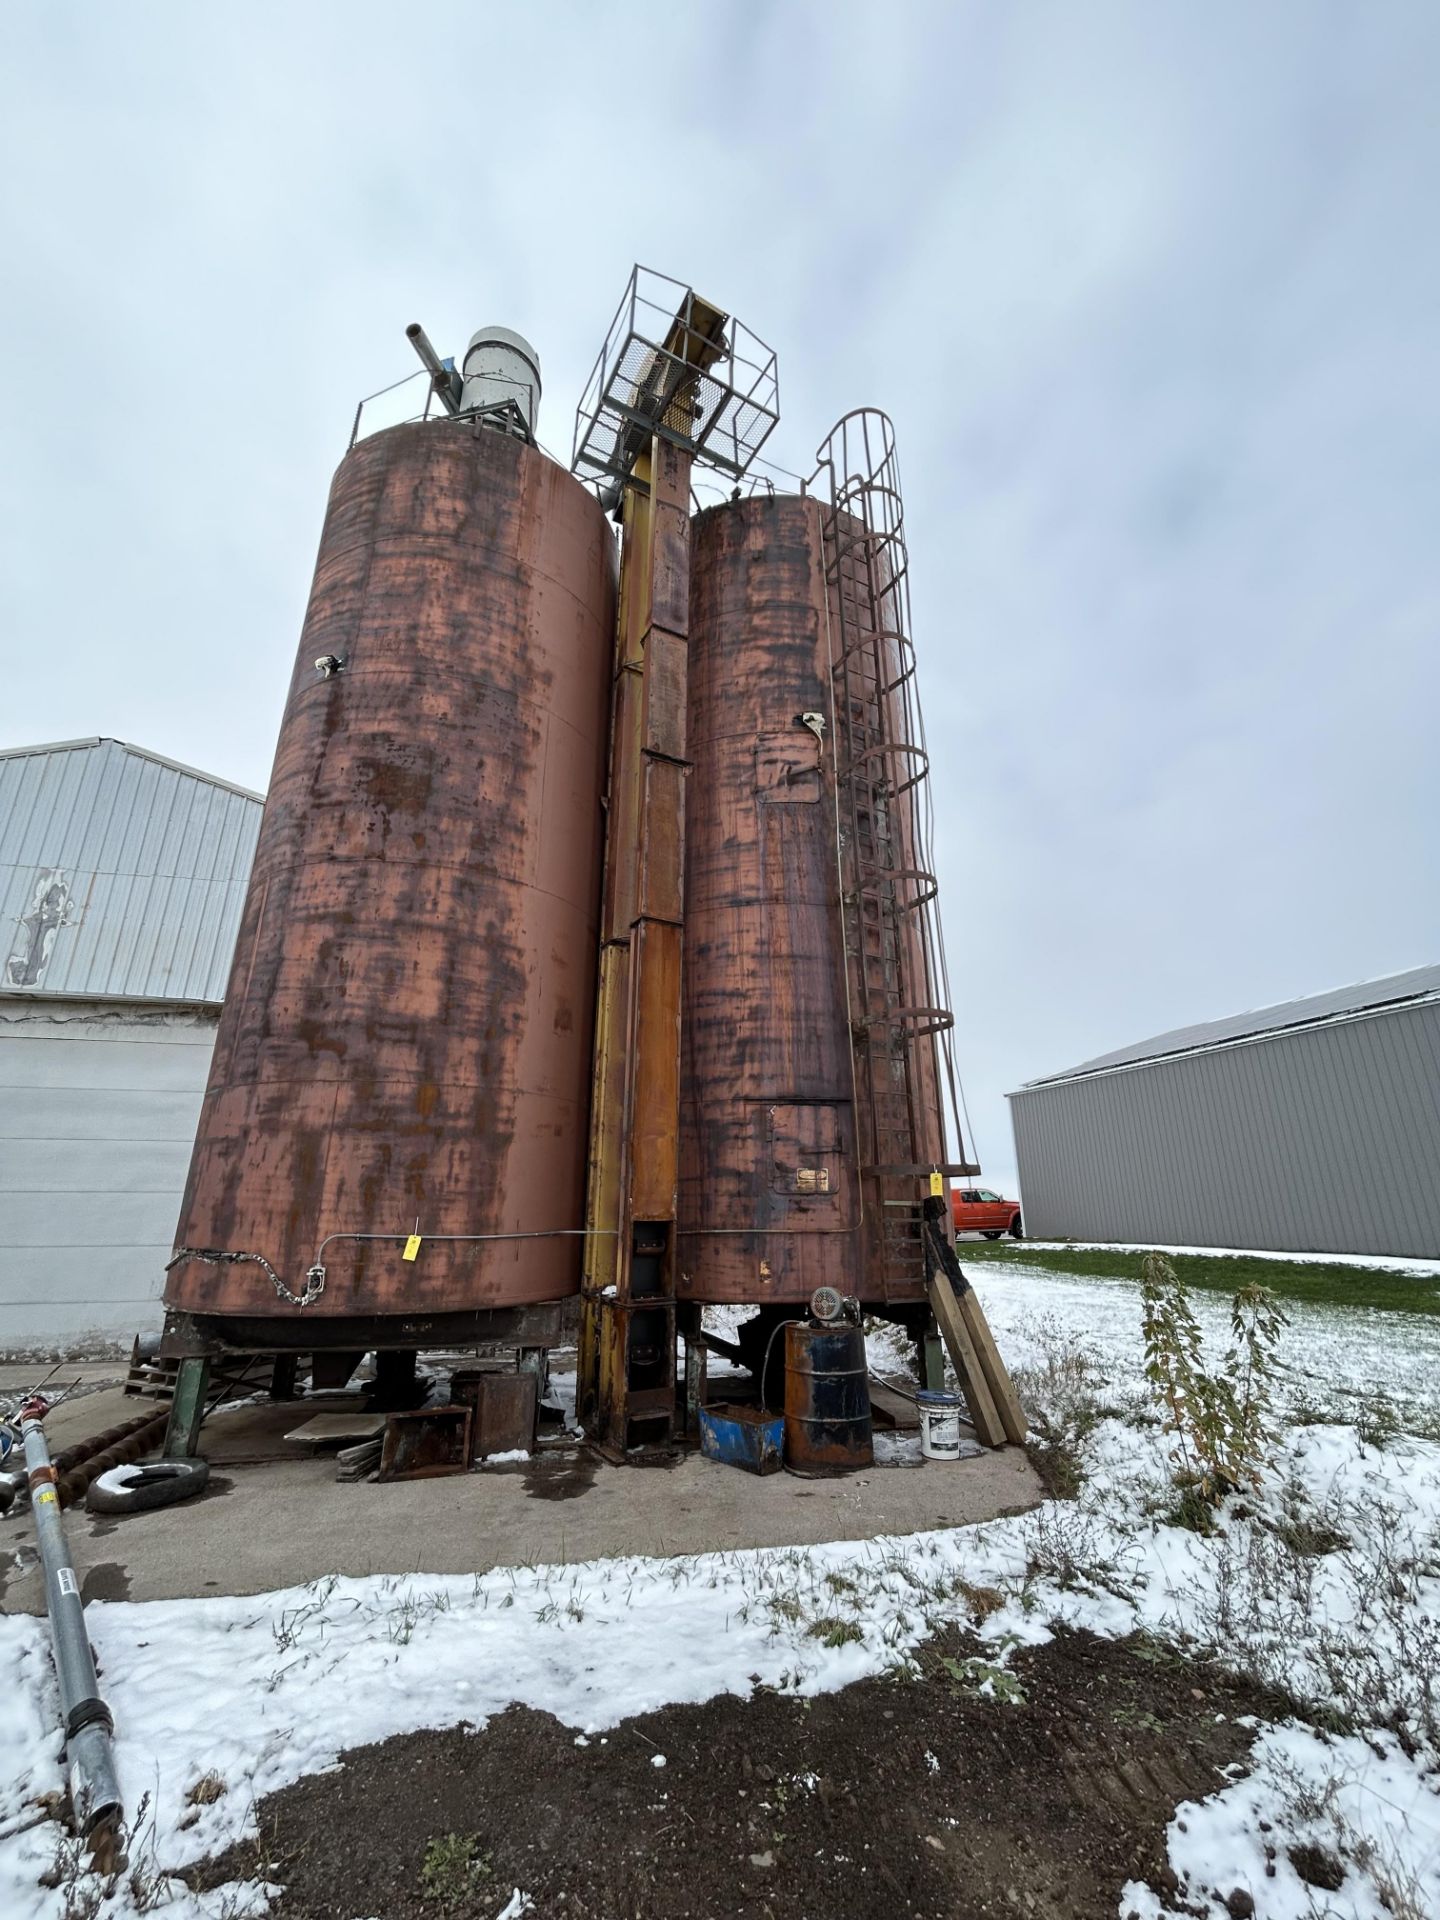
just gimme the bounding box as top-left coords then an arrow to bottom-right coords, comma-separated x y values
1010,1001 -> 1440,1258
0,1001 -> 218,1352
1,738 -> 262,1002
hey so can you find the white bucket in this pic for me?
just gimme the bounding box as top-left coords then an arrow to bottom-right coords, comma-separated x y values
917,1390 -> 963,1460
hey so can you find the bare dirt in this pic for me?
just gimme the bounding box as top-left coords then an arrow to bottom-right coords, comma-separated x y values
196,1627 -> 1289,1920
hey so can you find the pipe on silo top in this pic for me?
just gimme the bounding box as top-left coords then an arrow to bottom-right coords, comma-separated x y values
405,322 -> 462,413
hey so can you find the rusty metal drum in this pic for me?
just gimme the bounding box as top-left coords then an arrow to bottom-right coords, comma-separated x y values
165,420 -> 616,1333
677,495 -> 866,1306
782,1320 -> 873,1476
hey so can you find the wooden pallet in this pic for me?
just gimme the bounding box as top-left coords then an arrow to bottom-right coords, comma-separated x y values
123,1341 -> 179,1400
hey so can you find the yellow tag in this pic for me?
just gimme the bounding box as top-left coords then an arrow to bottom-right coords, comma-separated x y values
402,1234 -> 422,1262
36,1487 -> 58,1506
929,1170 -> 944,1198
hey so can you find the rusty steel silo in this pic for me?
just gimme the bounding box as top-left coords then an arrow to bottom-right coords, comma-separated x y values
678,494 -> 866,1309
679,413 -> 972,1320
165,393 -> 616,1349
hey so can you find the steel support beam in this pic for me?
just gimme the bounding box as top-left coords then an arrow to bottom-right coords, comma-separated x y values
163,1355 -> 211,1459
921,1327 -> 945,1394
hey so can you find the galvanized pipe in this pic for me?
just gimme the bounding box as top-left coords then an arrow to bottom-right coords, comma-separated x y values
405,322 -> 461,413
19,1407 -> 123,1853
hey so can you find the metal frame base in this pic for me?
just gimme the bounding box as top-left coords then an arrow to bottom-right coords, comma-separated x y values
159,1303 -> 565,1359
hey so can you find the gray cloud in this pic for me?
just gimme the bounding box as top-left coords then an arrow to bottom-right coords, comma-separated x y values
3,1 -> 1436,1188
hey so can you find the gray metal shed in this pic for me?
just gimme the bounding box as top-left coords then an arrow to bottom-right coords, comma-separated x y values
1008,966 -> 1440,1260
1,739 -> 263,1353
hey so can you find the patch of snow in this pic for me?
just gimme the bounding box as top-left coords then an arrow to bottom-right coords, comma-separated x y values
1124,1722 -> 1440,1918
545,1366 -> 579,1432
481,1449 -> 530,1467
210,1392 -> 270,1415
1018,1239 -> 1440,1278
650,1753 -> 667,1768
861,1317 -> 917,1381
973,1259 -> 1440,1423
89,1463 -> 152,1496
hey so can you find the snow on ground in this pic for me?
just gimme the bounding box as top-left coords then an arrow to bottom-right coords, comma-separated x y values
975,1256 -> 1440,1427
1015,1239 -> 1440,1279
3,1263 -> 1439,1919
1123,1719 -> 1440,1920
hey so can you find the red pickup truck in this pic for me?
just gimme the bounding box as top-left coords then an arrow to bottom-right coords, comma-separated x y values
951,1187 -> 1023,1240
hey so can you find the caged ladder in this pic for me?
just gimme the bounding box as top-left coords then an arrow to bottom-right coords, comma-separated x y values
812,410 -> 977,1296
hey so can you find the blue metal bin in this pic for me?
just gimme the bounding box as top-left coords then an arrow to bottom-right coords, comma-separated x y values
698,1403 -> 784,1475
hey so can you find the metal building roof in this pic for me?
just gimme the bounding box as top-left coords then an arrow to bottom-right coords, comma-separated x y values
1021,962 -> 1440,1090
0,738 -> 263,1004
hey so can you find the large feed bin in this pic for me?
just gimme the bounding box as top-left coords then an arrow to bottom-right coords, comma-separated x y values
165,420 -> 616,1343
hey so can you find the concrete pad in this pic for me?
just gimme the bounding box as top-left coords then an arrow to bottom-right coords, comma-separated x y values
1,1399 -> 1041,1613
0,1363 -> 127,1398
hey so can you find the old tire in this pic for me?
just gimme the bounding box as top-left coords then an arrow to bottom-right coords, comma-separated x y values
981,1229 -> 1003,1240
86,1459 -> 209,1516
1009,1214 -> 1024,1239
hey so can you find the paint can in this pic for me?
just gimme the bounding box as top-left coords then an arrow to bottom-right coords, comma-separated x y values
916,1389 -> 963,1461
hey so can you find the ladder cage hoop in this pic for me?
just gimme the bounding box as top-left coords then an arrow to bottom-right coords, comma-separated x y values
833,632 -> 918,697
858,1004 -> 956,1038
839,738 -> 931,800
875,866 -> 942,912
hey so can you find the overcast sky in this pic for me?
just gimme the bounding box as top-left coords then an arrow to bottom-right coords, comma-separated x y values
3,2 -> 1436,1189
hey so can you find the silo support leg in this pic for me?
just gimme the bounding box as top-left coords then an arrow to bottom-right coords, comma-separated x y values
516,1347 -> 546,1385
678,1304 -> 706,1436
517,1347 -> 546,1449
164,1356 -> 211,1459
922,1328 -> 945,1394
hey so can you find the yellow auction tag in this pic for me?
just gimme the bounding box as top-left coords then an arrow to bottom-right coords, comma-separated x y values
35,1488 -> 58,1506
402,1234 -> 423,1262
929,1170 -> 944,1198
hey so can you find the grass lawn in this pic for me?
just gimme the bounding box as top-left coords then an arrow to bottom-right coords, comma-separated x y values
959,1238 -> 1440,1316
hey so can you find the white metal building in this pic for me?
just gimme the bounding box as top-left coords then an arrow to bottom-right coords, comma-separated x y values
1009,966 -> 1440,1260
0,739 -> 262,1355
